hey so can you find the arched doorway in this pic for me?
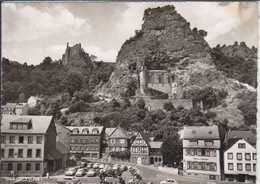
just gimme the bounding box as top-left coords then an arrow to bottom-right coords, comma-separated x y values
137,157 -> 142,164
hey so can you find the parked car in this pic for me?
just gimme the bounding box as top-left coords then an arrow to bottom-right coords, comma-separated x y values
87,163 -> 93,168
93,163 -> 99,169
99,163 -> 105,169
65,167 -> 77,176
160,179 -> 178,184
104,164 -> 110,170
87,169 -> 96,177
80,162 -> 86,168
75,168 -> 85,177
106,169 -> 115,177
14,179 -> 37,184
56,176 -> 81,184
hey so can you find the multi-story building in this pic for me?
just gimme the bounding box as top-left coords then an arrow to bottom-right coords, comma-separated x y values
182,125 -> 221,181
130,132 -> 163,166
1,115 -> 62,177
107,126 -> 131,152
66,126 -> 104,160
15,103 -> 29,115
223,131 -> 256,182
2,103 -> 17,115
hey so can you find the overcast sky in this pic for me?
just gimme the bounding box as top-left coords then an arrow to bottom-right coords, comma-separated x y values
2,2 -> 258,65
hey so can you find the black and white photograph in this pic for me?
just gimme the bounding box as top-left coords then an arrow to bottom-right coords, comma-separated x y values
1,1 -> 258,184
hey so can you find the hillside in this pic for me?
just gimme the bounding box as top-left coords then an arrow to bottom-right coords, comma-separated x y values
2,5 -> 257,137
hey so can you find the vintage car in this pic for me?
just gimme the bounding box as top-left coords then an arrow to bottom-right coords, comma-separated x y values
56,176 -> 80,184
99,164 -> 105,169
65,167 -> 77,176
86,163 -> 93,169
160,179 -> 178,184
93,163 -> 99,169
75,168 -> 85,177
86,169 -> 96,177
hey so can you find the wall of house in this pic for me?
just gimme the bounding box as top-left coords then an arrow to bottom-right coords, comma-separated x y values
55,123 -> 70,149
224,139 -> 256,176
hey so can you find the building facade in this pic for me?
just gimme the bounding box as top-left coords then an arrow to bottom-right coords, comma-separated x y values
15,103 -> 29,115
223,138 -> 256,182
130,132 -> 163,166
182,125 -> 221,181
1,115 -> 61,177
107,126 -> 131,152
66,126 -> 104,160
2,103 -> 17,115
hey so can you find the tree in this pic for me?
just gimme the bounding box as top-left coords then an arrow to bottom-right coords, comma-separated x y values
161,131 -> 183,167
136,98 -> 145,109
163,102 -> 174,111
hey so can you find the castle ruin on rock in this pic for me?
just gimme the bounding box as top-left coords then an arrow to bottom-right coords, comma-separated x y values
139,65 -> 194,111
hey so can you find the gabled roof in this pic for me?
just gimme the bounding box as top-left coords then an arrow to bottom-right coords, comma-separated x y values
105,128 -> 116,137
109,126 -> 131,139
15,103 -> 28,108
3,103 -> 17,109
55,122 -> 71,131
11,118 -> 31,124
1,115 -> 53,134
139,132 -> 153,146
226,130 -> 256,145
223,138 -> 240,152
183,125 -> 219,140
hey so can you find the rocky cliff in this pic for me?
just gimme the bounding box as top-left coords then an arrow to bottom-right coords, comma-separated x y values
98,5 -> 256,128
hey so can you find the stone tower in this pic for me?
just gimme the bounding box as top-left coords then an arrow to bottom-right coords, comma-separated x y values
139,65 -> 147,95
62,43 -> 82,65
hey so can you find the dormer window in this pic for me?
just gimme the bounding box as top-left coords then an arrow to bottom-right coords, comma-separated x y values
92,128 -> 99,134
72,128 -> 79,134
9,118 -> 32,130
82,128 -> 89,134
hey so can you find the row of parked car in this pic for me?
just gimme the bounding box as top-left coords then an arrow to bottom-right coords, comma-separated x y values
65,162 -> 128,177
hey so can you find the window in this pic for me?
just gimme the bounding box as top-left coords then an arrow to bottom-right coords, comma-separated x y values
75,146 -> 78,151
80,146 -> 84,151
1,136 -> 6,143
189,140 -> 197,146
86,139 -> 89,143
8,163 -> 13,171
36,163 -> 40,171
70,146 -> 74,151
206,150 -> 210,157
253,153 -> 257,160
120,139 -> 125,144
27,149 -> 32,158
36,149 -> 41,158
9,136 -> 15,143
8,149 -> 14,157
201,150 -> 206,156
19,136 -> 24,144
17,163 -> 22,171
80,139 -> 83,143
28,136 -> 33,144
245,153 -> 251,160
85,146 -> 88,150
237,153 -> 242,160
92,153 -> 98,158
237,163 -> 243,171
205,140 -> 213,146
91,139 -> 94,143
26,163 -> 31,171
18,149 -> 23,158
253,164 -> 256,171
209,163 -> 216,171
71,139 -> 74,143
96,139 -> 99,143
246,164 -> 251,171
36,136 -> 42,144
75,139 -> 78,143
18,124 -> 22,130
72,128 -> 79,134
82,128 -> 89,134
228,153 -> 233,159
1,149 -> 4,158
238,143 -> 246,149
92,129 -> 99,134
110,139 -> 115,144
228,163 -> 233,170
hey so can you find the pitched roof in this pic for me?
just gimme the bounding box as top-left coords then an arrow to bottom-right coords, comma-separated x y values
183,125 -> 219,140
109,126 -> 131,139
1,115 -> 53,134
226,130 -> 256,145
139,132 -> 153,146
3,103 -> 17,109
105,128 -> 116,137
15,103 -> 28,108
223,138 -> 240,152
55,122 -> 71,131
149,141 -> 162,149
66,126 -> 104,134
